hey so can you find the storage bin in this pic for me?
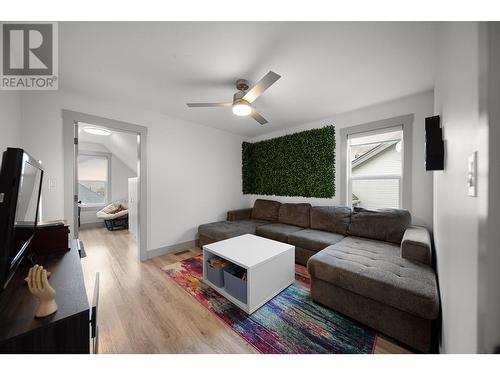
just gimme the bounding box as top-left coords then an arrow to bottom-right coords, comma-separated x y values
206,261 -> 225,287
223,266 -> 247,304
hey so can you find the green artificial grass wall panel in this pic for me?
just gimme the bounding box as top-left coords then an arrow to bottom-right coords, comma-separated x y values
242,125 -> 335,198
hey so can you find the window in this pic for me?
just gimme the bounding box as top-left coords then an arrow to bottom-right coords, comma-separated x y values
347,126 -> 403,209
78,152 -> 110,206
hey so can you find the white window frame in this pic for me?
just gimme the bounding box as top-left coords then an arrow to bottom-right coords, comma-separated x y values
339,114 -> 413,210
77,150 -> 112,208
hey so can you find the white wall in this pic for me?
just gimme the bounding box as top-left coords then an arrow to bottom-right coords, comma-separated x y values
0,92 -> 22,163
19,89 -> 247,253
477,22 -> 500,354
247,91 -> 434,229
105,132 -> 138,172
433,22 -> 481,353
78,141 -> 137,225
110,152 -> 136,202
79,130 -> 138,172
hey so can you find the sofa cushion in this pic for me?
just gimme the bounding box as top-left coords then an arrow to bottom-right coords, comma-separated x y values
255,223 -> 303,243
198,219 -> 269,242
251,199 -> 281,222
278,203 -> 311,228
227,208 -> 253,221
347,207 -> 411,244
307,236 -> 439,320
310,206 -> 351,235
401,226 -> 432,266
288,229 -> 345,252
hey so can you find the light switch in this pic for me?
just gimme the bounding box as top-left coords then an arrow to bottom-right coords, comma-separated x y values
48,178 -> 57,191
467,151 -> 477,197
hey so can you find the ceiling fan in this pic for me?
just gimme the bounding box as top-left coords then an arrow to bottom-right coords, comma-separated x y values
186,71 -> 281,125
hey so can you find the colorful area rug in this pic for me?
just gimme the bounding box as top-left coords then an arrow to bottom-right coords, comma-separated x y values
162,255 -> 376,354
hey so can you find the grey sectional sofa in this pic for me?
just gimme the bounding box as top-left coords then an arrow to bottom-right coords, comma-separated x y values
198,199 -> 439,352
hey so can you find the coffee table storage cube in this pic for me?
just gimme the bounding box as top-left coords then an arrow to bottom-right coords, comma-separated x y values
205,260 -> 226,288
202,234 -> 295,314
223,266 -> 247,304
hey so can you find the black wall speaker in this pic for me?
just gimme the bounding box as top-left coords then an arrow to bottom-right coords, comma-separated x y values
425,115 -> 444,170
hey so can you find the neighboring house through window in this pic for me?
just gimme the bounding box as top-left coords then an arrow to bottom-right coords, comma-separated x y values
348,127 -> 403,209
339,114 -> 413,210
78,151 -> 111,207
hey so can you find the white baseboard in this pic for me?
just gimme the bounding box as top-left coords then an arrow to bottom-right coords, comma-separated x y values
147,239 -> 198,259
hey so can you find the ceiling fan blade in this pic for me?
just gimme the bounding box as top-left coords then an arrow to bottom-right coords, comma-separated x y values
250,108 -> 268,125
243,71 -> 281,103
186,102 -> 232,108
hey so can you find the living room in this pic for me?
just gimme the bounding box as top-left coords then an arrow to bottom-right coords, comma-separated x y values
1,1 -> 500,373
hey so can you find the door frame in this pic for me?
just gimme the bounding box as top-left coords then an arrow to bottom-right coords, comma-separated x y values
62,110 -> 149,261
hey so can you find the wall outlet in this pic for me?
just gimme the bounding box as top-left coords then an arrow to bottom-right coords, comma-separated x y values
467,151 -> 477,197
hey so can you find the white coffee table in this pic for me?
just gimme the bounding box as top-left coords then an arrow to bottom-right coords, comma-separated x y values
202,234 -> 295,314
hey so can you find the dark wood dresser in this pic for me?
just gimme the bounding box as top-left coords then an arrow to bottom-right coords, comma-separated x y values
0,239 -> 96,353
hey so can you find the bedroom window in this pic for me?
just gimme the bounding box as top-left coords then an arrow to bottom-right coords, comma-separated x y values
78,152 -> 111,206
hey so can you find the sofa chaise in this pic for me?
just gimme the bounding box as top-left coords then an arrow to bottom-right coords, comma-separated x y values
198,199 -> 440,352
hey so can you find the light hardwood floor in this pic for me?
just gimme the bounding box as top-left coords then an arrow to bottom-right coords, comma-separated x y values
79,227 -> 411,354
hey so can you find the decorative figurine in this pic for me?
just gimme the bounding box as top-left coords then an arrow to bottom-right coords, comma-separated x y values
25,264 -> 58,318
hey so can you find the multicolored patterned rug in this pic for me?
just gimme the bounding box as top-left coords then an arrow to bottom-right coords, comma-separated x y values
162,255 -> 376,354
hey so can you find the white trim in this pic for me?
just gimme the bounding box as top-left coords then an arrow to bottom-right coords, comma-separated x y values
62,110 -> 149,262
147,240 -> 197,259
347,124 -> 403,141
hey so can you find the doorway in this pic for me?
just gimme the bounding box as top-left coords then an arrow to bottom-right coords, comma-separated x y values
62,110 -> 148,261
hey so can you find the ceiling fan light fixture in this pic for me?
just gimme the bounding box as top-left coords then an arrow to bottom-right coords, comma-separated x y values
186,71 -> 280,125
232,99 -> 252,116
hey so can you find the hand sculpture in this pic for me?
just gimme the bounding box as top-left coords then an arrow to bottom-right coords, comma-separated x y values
25,264 -> 58,318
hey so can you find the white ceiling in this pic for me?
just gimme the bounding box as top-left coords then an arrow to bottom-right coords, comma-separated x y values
60,22 -> 438,138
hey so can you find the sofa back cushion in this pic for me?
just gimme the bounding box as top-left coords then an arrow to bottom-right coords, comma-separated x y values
251,199 -> 281,222
310,206 -> 351,235
347,207 -> 411,244
278,203 -> 312,228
